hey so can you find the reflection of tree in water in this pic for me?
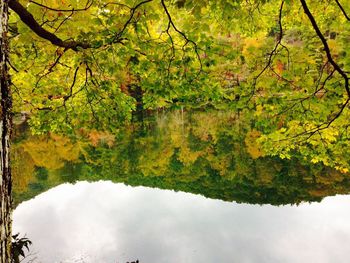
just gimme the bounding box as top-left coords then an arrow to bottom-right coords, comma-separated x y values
12,110 -> 350,206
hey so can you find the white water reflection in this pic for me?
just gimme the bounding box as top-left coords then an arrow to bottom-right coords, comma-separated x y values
13,181 -> 350,263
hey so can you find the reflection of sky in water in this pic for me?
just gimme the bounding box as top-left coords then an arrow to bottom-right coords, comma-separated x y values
13,181 -> 350,263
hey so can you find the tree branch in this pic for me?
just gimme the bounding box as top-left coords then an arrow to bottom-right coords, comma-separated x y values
251,0 -> 285,99
161,0 -> 202,74
29,0 -> 93,13
300,0 -> 350,97
334,0 -> 350,21
9,0 -> 90,51
111,0 -> 153,43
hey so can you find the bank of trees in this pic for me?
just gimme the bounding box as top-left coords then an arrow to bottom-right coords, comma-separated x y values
1,0 -> 350,261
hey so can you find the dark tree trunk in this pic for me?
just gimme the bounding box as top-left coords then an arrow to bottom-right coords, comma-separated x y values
130,85 -> 144,122
0,0 -> 12,262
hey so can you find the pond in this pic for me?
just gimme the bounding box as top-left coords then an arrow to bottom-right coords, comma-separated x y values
12,110 -> 350,263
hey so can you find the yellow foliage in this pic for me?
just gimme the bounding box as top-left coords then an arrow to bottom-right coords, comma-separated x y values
139,145 -> 174,176
207,154 -> 231,176
328,39 -> 340,55
245,129 -> 264,159
255,105 -> 264,117
11,146 -> 36,192
22,134 -> 80,170
242,36 -> 265,57
190,113 -> 221,142
170,132 -> 185,148
178,144 -> 202,166
308,189 -> 327,197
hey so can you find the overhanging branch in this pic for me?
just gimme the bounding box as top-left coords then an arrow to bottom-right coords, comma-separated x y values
335,0 -> 350,21
29,0 -> 93,13
300,0 -> 350,97
9,0 -> 91,51
161,0 -> 202,74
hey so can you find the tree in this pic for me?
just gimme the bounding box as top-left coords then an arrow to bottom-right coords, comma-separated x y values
0,0 -> 12,262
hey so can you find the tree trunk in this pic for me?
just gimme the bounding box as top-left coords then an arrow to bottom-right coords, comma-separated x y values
0,0 -> 12,262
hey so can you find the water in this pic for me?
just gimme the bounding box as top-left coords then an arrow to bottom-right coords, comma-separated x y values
12,111 -> 350,262
13,182 -> 350,263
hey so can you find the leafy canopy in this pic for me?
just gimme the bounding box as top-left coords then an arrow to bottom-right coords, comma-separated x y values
8,0 -> 350,171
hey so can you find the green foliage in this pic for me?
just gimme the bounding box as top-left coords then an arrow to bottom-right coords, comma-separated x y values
8,0 -> 350,172
11,234 -> 32,263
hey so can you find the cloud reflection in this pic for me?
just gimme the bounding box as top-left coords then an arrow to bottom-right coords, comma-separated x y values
13,181 -> 350,263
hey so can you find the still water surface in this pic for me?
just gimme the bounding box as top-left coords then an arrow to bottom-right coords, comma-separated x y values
14,182 -> 350,263
12,111 -> 350,262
